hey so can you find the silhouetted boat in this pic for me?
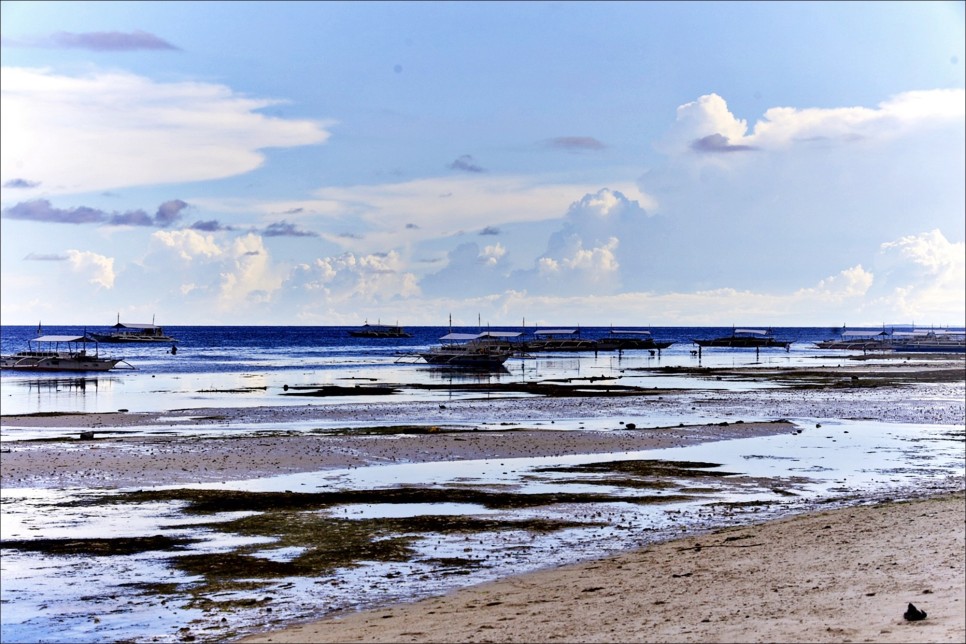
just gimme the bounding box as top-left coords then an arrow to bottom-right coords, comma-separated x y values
347,321 -> 412,338
693,328 -> 790,349
88,315 -> 179,343
595,329 -> 674,351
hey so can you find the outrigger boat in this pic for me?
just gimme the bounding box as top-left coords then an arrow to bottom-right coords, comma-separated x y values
416,332 -> 519,368
522,329 -> 597,352
1,335 -> 134,372
347,321 -> 413,338
693,328 -> 790,349
595,329 -> 674,352
816,328 -> 965,353
88,315 -> 179,344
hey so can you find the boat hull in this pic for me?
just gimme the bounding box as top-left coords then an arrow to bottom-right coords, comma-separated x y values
1,354 -> 122,371
419,352 -> 510,368
693,338 -> 790,349
87,334 -> 178,343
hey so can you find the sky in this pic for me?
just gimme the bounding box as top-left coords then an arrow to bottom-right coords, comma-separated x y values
1,1 -> 964,328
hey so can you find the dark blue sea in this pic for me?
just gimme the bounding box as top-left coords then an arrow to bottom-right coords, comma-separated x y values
1,324 -> 847,373
1,325 -> 851,416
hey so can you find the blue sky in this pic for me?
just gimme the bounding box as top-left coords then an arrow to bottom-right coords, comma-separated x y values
1,0 -> 964,327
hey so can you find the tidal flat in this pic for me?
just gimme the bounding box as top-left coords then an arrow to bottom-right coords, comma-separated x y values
1,354 -> 963,643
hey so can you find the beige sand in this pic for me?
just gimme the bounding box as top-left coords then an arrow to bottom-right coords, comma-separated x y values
240,493 -> 965,644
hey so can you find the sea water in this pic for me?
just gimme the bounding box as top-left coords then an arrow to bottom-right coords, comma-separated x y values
1,324 -> 891,417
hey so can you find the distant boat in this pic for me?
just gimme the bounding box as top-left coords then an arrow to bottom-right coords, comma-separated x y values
595,329 -> 675,352
347,321 -> 413,338
522,329 -> 597,352
1,335 -> 134,372
890,329 -> 965,353
817,328 -> 965,353
88,315 -> 179,344
693,328 -> 791,349
418,332 -> 517,368
815,329 -> 891,351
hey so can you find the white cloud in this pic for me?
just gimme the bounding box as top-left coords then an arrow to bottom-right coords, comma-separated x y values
480,243 -> 506,266
663,89 -> 966,155
872,229 -> 966,320
151,229 -> 223,261
216,234 -> 287,310
0,66 -> 332,197
65,249 -> 115,288
288,250 -> 420,304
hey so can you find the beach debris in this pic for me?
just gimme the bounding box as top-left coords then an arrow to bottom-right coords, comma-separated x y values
903,603 -> 927,621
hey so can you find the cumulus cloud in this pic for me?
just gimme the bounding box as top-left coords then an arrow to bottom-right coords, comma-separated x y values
663,89 -> 966,156
286,250 -> 420,307
0,67 -> 333,196
151,229 -> 223,261
65,249 -> 115,288
872,229 -> 966,319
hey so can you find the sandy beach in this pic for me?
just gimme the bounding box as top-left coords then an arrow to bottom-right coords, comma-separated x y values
239,492 -> 965,644
1,356 -> 964,643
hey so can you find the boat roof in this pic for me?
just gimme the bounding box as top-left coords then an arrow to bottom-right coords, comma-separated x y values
842,330 -> 888,337
734,329 -> 770,335
32,335 -> 91,342
439,333 -> 481,341
439,332 -> 522,341
114,323 -> 162,330
534,329 -> 577,335
478,331 -> 522,339
610,330 -> 652,335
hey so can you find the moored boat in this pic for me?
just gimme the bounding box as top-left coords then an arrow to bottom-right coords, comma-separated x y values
522,329 -> 597,352
88,315 -> 179,343
693,328 -> 790,349
815,330 -> 892,351
1,335 -> 134,372
817,328 -> 966,353
595,329 -> 674,352
347,321 -> 413,338
418,332 -> 517,368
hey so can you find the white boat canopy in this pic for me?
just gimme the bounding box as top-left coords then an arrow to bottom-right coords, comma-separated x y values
32,335 -> 92,343
534,329 -> 578,335
610,330 -> 652,335
734,329 -> 770,335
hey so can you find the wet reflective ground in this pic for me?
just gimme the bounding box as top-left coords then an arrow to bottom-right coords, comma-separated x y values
1,417 -> 963,643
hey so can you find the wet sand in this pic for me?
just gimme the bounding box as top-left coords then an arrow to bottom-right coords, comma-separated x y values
239,492 -> 965,644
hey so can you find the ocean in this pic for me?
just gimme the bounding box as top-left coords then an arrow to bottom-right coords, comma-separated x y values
1,324 -> 847,416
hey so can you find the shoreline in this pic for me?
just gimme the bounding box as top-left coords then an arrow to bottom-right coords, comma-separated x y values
238,491 -> 965,643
